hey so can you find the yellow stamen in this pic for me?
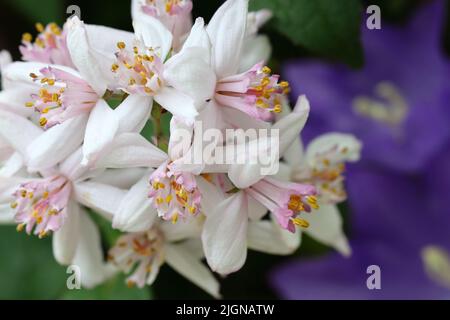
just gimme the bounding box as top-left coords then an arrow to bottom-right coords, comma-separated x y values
117,41 -> 126,49
16,223 -> 25,232
35,23 -> 45,33
293,217 -> 309,228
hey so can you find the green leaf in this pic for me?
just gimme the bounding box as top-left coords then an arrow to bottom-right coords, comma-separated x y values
5,0 -> 64,24
250,0 -> 364,67
61,274 -> 152,300
0,226 -> 67,299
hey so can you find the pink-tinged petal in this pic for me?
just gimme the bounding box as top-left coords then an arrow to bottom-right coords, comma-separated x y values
133,15 -> 173,60
73,211 -> 116,288
115,95 -> 153,133
202,191 -> 248,275
273,95 -> 310,157
161,218 -> 203,242
96,133 -> 168,169
207,0 -> 248,78
154,86 -> 198,121
165,243 -> 221,298
164,47 -> 216,103
52,200 -> 80,265
304,203 -> 351,256
73,181 -> 126,218
66,17 -> 111,96
247,218 -> 300,255
0,110 -> 42,156
113,175 -> 158,232
247,194 -> 268,221
26,114 -> 88,171
82,99 -> 119,166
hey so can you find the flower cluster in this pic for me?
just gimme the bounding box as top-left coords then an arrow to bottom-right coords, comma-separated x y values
0,0 -> 361,297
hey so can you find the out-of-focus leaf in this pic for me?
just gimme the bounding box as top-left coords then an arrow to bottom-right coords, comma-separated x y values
250,0 -> 364,67
61,274 -> 152,300
0,226 -> 67,299
5,0 -> 64,24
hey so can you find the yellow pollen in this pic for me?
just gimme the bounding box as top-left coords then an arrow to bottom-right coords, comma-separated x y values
25,102 -> 34,108
279,81 -> 290,88
20,190 -> 27,198
35,23 -> 45,33
111,63 -> 119,72
127,280 -> 136,288
128,78 -> 137,86
293,217 -> 310,228
156,197 -> 164,205
117,41 -> 126,49
273,104 -> 282,113
29,73 -> 38,79
16,224 -> 25,232
47,78 -> 55,86
323,159 -> 330,167
43,191 -> 49,199
39,117 -> 48,127
262,66 -> 271,74
22,33 -> 33,42
172,212 -> 179,224
166,195 -> 172,203
10,202 -> 18,209
189,206 -> 196,215
28,192 -> 34,199
38,230 -> 47,239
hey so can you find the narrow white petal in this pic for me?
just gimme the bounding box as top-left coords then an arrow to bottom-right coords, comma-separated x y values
96,133 -> 167,169
113,174 -> 158,232
247,194 -> 268,221
165,242 -> 221,298
202,192 -> 248,275
207,0 -> 248,78
180,18 -> 211,59
239,35 -> 271,72
0,152 -> 24,177
73,211 -> 115,288
82,99 -> 119,167
74,181 -> 126,218
52,200 -> 81,265
94,168 -> 147,189
0,86 -> 36,117
115,95 -> 153,133
164,47 -> 216,103
66,17 -> 110,95
154,87 -> 198,121
273,95 -> 310,157
247,219 -> 300,255
305,204 -> 351,256
161,217 -> 203,242
0,110 -> 42,156
133,15 -> 173,59
196,176 -> 225,217
26,115 -> 88,171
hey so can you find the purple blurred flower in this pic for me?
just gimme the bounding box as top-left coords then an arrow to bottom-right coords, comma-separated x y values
284,0 -> 450,173
271,0 -> 450,299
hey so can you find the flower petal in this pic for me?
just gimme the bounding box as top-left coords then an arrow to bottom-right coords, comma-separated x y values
73,211 -> 116,288
154,87 -> 198,121
82,99 -> 119,166
0,203 -> 15,224
26,114 -> 88,171
74,181 -> 126,218
96,133 -> 167,169
94,168 -> 147,189
202,191 -> 248,275
164,47 -> 216,104
165,242 -> 221,298
181,18 -> 211,59
239,35 -> 271,72
113,174 -> 157,232
305,203 -> 351,256
0,110 -> 42,156
247,218 -> 300,255
52,200 -> 81,265
133,15 -> 173,59
207,0 -> 248,78
115,94 -> 153,133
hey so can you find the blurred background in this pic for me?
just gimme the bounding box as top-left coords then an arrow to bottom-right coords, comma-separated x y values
0,0 -> 449,299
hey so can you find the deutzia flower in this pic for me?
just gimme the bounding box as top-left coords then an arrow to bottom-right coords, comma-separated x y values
108,217 -> 220,298
0,110 -> 132,287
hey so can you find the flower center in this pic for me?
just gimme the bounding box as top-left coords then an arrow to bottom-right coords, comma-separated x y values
20,23 -> 74,67
108,228 -> 165,288
215,63 -> 290,121
111,41 -> 165,96
247,177 -> 317,232
26,67 -> 98,129
352,81 -> 408,126
149,163 -> 201,223
11,176 -> 72,238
